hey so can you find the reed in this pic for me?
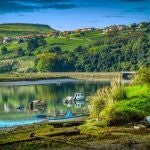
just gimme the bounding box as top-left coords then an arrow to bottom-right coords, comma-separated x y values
87,79 -> 127,125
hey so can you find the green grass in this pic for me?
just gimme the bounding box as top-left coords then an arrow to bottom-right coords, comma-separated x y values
110,85 -> 150,124
68,31 -> 102,41
87,84 -> 150,125
45,37 -> 91,51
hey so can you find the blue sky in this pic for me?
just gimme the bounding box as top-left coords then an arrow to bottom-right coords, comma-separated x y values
0,0 -> 149,31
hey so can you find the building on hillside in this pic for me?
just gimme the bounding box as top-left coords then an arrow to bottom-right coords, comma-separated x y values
3,37 -> 13,43
103,25 -> 127,33
62,31 -> 74,36
75,27 -> 96,33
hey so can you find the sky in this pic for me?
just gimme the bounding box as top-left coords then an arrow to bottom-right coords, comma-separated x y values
0,0 -> 149,31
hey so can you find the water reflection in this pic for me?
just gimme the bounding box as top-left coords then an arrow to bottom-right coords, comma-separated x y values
0,79 -> 109,120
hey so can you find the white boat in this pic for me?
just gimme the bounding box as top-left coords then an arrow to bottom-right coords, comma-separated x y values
63,93 -> 85,107
73,93 -> 84,101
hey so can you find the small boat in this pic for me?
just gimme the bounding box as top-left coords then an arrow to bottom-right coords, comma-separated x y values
63,93 -> 85,104
63,96 -> 74,102
48,111 -> 88,123
0,119 -> 45,128
73,93 -> 85,101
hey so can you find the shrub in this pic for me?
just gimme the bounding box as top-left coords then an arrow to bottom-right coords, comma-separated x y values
134,66 -> 150,85
88,80 -> 128,125
16,47 -> 25,57
0,60 -> 20,73
1,46 -> 8,54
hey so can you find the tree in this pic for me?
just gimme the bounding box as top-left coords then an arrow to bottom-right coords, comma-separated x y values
27,38 -> 39,53
49,46 -> 62,54
35,53 -> 57,72
135,66 -> 150,85
16,47 -> 25,57
1,46 -> 7,54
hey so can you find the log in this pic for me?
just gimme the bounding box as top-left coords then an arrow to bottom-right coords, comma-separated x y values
46,129 -> 80,137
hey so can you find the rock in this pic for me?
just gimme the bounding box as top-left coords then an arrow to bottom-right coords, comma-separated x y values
29,132 -> 36,138
134,124 -> 147,132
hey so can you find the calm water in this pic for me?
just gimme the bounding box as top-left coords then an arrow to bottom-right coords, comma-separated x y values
0,79 -> 109,121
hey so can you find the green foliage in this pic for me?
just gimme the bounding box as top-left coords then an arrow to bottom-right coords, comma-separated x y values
0,60 -> 19,73
88,81 -> 126,122
111,81 -> 127,101
27,38 -> 46,54
134,66 -> 150,85
88,83 -> 150,125
1,46 -> 8,54
0,22 -> 149,72
16,47 -> 25,57
35,53 -> 57,72
48,46 -> 62,54
27,38 -> 39,53
111,88 -> 150,124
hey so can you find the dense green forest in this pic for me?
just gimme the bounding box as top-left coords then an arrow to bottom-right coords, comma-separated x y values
0,22 -> 150,73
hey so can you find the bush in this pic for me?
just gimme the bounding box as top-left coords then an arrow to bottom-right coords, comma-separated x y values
110,96 -> 150,124
88,81 -> 126,123
0,60 -> 20,73
134,66 -> 150,85
16,47 -> 25,57
1,46 -> 8,54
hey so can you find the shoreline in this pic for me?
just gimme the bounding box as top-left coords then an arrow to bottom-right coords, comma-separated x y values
0,78 -> 81,86
0,72 -> 123,82
0,122 -> 150,150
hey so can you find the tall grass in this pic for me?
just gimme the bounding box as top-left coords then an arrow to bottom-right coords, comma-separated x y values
87,80 -> 127,125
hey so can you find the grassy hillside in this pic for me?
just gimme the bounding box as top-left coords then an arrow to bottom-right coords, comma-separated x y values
0,23 -> 54,36
0,22 -> 149,73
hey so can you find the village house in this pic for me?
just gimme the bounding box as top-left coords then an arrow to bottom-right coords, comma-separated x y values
103,25 -> 127,33
3,37 -> 14,43
62,31 -> 74,36
75,27 -> 96,33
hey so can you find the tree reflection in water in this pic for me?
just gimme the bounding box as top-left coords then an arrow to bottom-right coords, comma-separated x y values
0,80 -> 109,120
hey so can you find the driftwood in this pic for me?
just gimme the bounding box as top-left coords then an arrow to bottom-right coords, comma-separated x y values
46,129 -> 80,137
48,121 -> 84,128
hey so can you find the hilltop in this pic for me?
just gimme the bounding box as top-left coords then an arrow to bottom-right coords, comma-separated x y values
0,23 -> 55,36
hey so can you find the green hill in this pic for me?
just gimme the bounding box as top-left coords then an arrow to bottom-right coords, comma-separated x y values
0,23 -> 55,36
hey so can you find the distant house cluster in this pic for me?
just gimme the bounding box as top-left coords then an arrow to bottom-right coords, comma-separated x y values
102,25 -> 128,33
46,28 -> 97,37
2,33 -> 52,43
